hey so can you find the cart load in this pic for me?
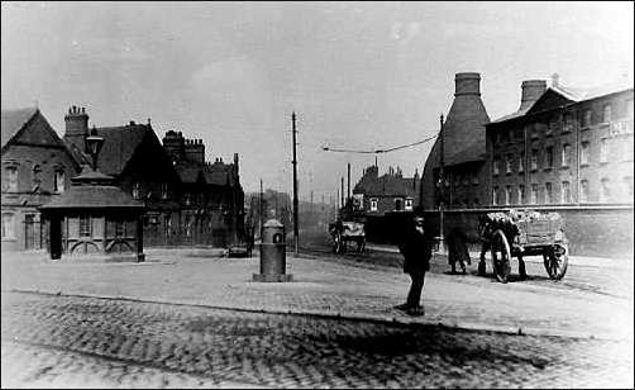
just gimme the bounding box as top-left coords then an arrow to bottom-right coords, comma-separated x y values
479,209 -> 569,283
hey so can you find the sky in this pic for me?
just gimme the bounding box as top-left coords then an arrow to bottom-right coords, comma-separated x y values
2,1 -> 633,202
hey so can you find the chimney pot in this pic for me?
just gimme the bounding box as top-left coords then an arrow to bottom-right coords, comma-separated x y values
455,72 -> 481,96
551,73 -> 560,88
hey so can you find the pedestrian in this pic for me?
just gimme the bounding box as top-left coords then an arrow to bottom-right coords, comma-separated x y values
447,228 -> 471,274
394,215 -> 433,316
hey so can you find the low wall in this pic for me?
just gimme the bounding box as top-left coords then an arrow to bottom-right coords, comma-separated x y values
420,206 -> 634,258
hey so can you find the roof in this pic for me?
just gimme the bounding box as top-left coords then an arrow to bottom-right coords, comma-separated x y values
93,124 -> 149,176
39,184 -> 144,210
174,160 -> 205,184
354,170 -> 418,197
1,107 -> 38,148
204,162 -> 233,186
491,80 -> 634,124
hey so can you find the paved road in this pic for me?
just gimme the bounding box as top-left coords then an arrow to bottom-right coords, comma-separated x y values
2,291 -> 632,388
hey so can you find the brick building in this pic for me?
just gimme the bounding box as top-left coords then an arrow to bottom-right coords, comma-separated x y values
486,76 -> 633,207
2,108 -> 80,251
2,105 -> 245,251
352,164 -> 420,215
162,130 -> 244,247
420,73 -> 491,212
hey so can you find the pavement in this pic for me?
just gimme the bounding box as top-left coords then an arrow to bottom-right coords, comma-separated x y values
1,247 -> 633,342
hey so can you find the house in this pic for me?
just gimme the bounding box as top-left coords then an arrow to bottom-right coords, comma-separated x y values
1,107 -> 81,251
352,165 -> 420,215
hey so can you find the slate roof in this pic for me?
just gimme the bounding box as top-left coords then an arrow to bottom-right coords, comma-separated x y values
40,185 -> 145,210
1,107 -> 38,148
354,170 -> 418,197
93,124 -> 149,177
205,162 -> 232,186
490,81 -> 634,124
174,160 -> 205,184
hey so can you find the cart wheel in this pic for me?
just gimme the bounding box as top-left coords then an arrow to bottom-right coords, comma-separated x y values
543,243 -> 569,280
490,229 -> 511,283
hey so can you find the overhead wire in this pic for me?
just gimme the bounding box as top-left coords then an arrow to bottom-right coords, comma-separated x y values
321,132 -> 439,154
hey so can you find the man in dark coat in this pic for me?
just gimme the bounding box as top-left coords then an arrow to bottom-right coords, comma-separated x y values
395,215 -> 433,316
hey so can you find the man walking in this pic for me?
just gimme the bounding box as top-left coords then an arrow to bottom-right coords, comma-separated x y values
395,215 -> 433,316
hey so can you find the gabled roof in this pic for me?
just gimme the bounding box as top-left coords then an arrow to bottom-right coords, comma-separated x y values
92,124 -> 149,177
1,107 -> 38,148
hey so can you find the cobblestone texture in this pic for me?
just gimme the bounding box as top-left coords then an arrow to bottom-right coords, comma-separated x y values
2,292 -> 633,388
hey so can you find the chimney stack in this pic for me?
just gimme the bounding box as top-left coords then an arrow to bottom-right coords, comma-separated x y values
64,105 -> 89,153
551,73 -> 560,89
519,80 -> 547,111
454,72 -> 481,97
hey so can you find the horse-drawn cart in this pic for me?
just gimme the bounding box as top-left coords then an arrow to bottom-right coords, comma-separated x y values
329,220 -> 366,254
478,209 -> 569,283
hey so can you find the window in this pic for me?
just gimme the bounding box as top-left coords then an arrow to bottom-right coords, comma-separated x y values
600,139 -> 608,163
581,142 -> 590,165
505,186 -> 512,205
603,104 -> 612,123
4,166 -> 18,192
164,215 -> 172,238
518,152 -> 525,173
600,178 -> 610,202
54,170 -> 65,193
580,180 -> 589,203
32,164 -> 41,188
493,157 -> 500,176
185,192 -> 191,206
462,174 -> 468,186
132,182 -> 141,200
161,183 -> 169,200
395,198 -> 403,211
561,181 -> 571,204
405,198 -> 413,211
492,187 -> 499,206
472,172 -> 479,185
370,198 -> 378,212
115,220 -> 125,237
1,213 -> 15,239
561,144 -> 571,168
563,114 -> 574,133
548,116 -> 559,134
474,198 -> 479,207
531,149 -> 539,170
545,146 -> 554,169
518,185 -> 525,205
79,215 -> 91,237
505,154 -> 513,174
530,184 -> 539,204
545,182 -> 553,204
582,109 -> 592,128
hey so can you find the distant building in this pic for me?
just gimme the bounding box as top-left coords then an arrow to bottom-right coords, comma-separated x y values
162,130 -> 244,247
487,76 -> 634,206
420,73 -> 491,211
352,164 -> 420,215
2,108 -> 80,251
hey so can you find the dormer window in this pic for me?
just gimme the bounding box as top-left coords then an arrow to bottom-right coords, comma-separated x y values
404,198 -> 413,211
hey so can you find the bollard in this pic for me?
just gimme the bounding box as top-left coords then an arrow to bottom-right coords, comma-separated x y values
253,219 -> 293,282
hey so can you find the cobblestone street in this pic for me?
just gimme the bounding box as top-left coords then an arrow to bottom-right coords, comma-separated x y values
2,291 -> 632,388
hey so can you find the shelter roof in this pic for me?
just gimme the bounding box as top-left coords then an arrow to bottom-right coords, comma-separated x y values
39,185 -> 144,210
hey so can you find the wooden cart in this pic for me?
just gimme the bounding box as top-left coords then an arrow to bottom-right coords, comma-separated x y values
329,220 -> 366,254
480,210 -> 569,283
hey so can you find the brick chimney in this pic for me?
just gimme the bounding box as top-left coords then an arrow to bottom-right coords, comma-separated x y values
64,105 -> 89,153
162,130 -> 185,162
519,80 -> 547,111
184,138 -> 205,164
455,72 -> 481,96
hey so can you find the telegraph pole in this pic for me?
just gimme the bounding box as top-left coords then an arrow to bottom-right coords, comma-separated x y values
438,114 -> 445,253
292,112 -> 299,255
259,178 -> 264,238
340,177 -> 344,210
347,163 -> 351,208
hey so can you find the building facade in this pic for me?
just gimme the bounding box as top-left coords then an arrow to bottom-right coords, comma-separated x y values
352,165 -> 420,215
2,108 -> 80,251
487,78 -> 634,207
